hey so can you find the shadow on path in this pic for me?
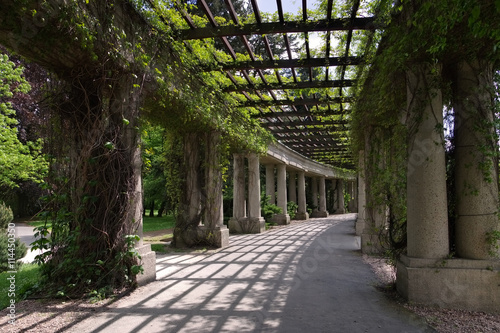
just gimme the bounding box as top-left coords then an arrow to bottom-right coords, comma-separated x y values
65,214 -> 434,333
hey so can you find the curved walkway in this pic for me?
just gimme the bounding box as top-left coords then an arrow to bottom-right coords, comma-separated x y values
68,214 -> 434,333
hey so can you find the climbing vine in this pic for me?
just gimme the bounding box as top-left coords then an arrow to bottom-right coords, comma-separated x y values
351,0 -> 500,261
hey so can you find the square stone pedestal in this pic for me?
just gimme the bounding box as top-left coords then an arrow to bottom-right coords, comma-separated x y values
397,255 -> 500,313
136,244 -> 156,286
294,212 -> 309,220
310,211 -> 328,218
355,218 -> 365,236
229,217 -> 265,234
271,213 -> 290,225
197,226 -> 230,248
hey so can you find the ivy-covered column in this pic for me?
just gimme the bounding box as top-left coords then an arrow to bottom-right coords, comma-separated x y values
247,153 -> 265,232
337,179 -> 345,214
356,151 -> 366,235
406,64 -> 449,259
453,60 -> 500,259
265,164 -> 276,205
361,135 -> 389,254
272,163 -> 290,225
229,154 -> 245,233
173,132 -> 203,247
296,171 -> 309,220
232,154 -> 246,218
201,131 -> 229,247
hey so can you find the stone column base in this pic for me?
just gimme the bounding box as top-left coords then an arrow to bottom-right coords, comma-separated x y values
229,217 -> 265,234
397,255 -> 500,313
271,213 -> 290,225
360,233 -> 385,254
335,208 -> 345,214
173,226 -> 229,248
136,244 -> 156,286
355,219 -> 365,236
198,225 -> 229,248
294,212 -> 309,220
310,211 -> 328,218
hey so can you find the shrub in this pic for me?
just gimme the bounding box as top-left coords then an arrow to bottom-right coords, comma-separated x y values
0,201 -> 13,230
261,194 -> 282,223
287,201 -> 298,219
0,233 -> 28,272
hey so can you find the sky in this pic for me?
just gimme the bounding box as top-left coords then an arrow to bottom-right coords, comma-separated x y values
256,0 -> 324,51
256,0 -> 320,15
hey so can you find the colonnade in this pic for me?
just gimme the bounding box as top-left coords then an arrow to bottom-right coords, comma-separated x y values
228,151 -> 357,234
355,61 -> 500,313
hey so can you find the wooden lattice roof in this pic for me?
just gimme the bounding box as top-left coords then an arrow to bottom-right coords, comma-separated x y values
149,0 -> 380,169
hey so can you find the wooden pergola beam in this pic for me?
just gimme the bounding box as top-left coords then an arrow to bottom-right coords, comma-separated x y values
211,56 -> 362,71
241,96 -> 352,108
225,79 -> 355,92
177,17 -> 378,40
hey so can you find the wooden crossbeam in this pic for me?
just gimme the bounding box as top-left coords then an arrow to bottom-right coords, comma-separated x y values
262,119 -> 348,127
225,79 -> 355,92
212,56 -> 361,71
177,17 -> 377,40
253,110 -> 346,118
241,96 -> 352,107
270,127 -> 348,134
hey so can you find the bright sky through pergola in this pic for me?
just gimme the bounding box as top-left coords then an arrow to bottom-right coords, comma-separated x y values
257,0 -> 323,49
257,0 -> 320,14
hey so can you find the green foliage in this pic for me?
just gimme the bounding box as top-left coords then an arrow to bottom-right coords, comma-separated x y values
31,186 -> 143,297
486,230 -> 500,258
0,201 -> 13,229
261,194 -> 282,223
142,214 -> 176,233
0,233 -> 27,273
287,201 -> 298,220
0,264 -> 40,310
0,54 -> 47,189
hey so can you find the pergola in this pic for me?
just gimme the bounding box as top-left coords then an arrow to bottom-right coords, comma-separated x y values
146,0 -> 380,169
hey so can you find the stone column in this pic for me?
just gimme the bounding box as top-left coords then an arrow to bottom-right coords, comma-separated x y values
295,171 -> 309,220
356,151 -> 366,235
229,154 -> 246,233
311,177 -> 318,213
312,176 -> 328,217
453,60 -> 499,259
233,154 -> 246,219
406,64 -> 449,259
202,131 -> 229,247
265,164 -> 276,205
337,179 -> 345,214
347,181 -> 356,213
288,171 -> 297,204
272,163 -> 290,225
246,153 -> 266,232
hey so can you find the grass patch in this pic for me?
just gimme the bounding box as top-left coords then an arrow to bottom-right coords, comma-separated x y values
143,214 -> 175,233
151,244 -> 168,253
0,264 -> 40,310
25,213 -> 176,234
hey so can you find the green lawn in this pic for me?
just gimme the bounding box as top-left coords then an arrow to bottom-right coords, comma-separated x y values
0,264 -> 40,310
26,213 -> 176,233
143,214 -> 176,232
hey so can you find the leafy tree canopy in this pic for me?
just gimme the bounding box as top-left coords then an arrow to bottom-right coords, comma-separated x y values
0,54 -> 47,189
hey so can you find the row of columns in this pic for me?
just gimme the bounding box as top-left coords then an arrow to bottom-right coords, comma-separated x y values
356,61 -> 499,260
229,154 -> 356,234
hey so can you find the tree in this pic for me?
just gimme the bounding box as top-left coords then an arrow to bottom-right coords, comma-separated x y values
0,53 -> 47,190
